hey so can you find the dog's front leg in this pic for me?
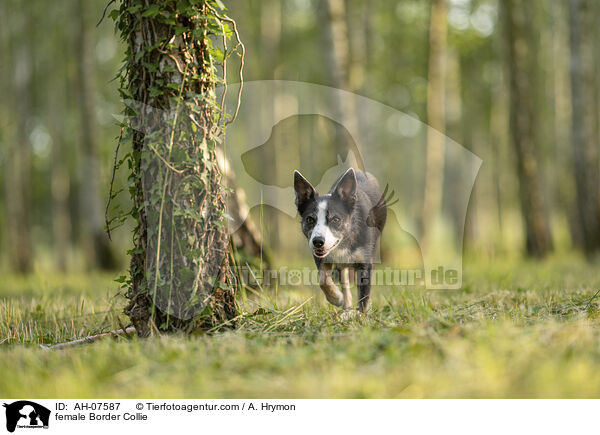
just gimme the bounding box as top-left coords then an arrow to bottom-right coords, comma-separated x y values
318,263 -> 344,307
340,267 -> 352,310
357,263 -> 373,313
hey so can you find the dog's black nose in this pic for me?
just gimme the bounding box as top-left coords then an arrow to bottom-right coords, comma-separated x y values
312,237 -> 324,248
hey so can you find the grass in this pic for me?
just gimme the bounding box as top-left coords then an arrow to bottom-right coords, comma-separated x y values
1,255 -> 600,398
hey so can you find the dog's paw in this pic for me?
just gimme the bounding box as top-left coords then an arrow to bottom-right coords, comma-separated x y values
339,309 -> 359,321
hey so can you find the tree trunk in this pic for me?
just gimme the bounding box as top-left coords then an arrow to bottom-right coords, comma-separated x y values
345,0 -> 368,93
117,0 -> 238,336
215,146 -> 269,265
260,0 -> 282,251
50,100 -> 71,273
503,0 -> 553,257
551,0 -> 583,250
320,0 -> 357,156
75,0 -> 118,270
422,0 -> 448,244
6,18 -> 33,274
323,0 -> 349,91
489,41 -> 508,244
568,0 -> 600,256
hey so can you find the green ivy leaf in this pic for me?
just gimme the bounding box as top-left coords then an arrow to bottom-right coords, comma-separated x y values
209,48 -> 224,62
149,86 -> 163,97
141,4 -> 161,17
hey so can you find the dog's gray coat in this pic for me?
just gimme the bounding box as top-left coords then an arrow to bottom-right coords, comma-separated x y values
294,168 -> 386,312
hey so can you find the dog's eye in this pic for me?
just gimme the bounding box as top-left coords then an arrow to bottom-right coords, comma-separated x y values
330,216 -> 340,224
305,216 -> 315,225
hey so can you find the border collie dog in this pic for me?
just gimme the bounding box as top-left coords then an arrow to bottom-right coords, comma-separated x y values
293,168 -> 387,313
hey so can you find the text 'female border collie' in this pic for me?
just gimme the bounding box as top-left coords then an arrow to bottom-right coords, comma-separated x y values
293,168 -> 387,313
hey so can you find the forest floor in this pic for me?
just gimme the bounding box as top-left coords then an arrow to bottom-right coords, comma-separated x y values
1,255 -> 600,398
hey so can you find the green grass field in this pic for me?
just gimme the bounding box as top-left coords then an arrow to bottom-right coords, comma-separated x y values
1,256 -> 600,398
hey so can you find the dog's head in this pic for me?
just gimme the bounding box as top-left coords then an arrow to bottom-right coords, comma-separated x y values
293,168 -> 357,258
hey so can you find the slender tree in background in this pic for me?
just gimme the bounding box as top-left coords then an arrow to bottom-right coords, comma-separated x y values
489,30 -> 510,247
320,0 -> 358,156
5,9 -> 33,273
422,0 -> 447,244
76,0 -> 117,270
115,0 -> 240,335
0,1 -> 6,258
503,0 -> 553,257
568,0 -> 600,256
323,0 -> 349,92
345,0 -> 369,93
260,0 -> 282,251
552,0 -> 583,249
46,0 -> 74,272
50,94 -> 71,273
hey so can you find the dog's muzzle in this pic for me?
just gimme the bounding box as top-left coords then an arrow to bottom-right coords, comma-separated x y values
312,238 -> 341,258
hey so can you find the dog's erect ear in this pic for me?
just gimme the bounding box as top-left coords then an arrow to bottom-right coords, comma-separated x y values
331,168 -> 357,204
294,170 -> 316,212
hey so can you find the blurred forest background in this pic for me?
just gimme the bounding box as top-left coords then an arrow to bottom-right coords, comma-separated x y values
1,0 -> 599,276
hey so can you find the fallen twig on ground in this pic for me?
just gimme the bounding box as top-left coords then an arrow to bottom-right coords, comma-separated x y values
40,327 -> 136,351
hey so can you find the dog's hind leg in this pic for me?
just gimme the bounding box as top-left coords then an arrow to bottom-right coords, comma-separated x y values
318,263 -> 344,307
340,267 -> 352,310
357,263 -> 373,313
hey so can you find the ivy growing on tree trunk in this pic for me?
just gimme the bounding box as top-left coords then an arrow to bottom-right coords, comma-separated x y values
110,0 -> 244,336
